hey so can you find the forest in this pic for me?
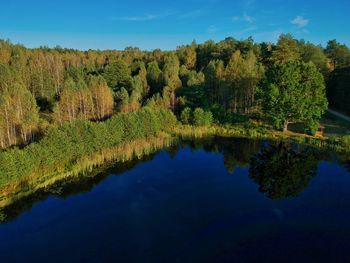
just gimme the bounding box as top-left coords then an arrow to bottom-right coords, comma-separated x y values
0,34 -> 350,159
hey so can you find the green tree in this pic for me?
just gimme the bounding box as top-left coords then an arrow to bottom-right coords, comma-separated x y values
176,42 -> 197,70
103,61 -> 132,92
163,53 -> 182,90
299,42 -> 328,75
225,50 -> 263,114
271,34 -> 300,64
262,61 -> 328,132
204,60 -> 225,104
225,50 -> 245,113
146,61 -> 163,95
325,40 -> 350,70
192,107 -> 213,126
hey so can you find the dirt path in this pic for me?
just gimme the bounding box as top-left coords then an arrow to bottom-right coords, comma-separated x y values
327,109 -> 350,122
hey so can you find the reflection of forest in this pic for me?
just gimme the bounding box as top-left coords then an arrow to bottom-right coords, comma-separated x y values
249,142 -> 318,199
182,137 -> 263,173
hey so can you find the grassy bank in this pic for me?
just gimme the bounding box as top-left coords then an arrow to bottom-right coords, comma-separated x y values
0,134 -> 176,208
172,122 -> 350,153
0,107 -> 177,206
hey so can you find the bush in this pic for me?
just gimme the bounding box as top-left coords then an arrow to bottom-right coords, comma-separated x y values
192,108 -> 213,126
304,120 -> 319,136
180,107 -> 192,124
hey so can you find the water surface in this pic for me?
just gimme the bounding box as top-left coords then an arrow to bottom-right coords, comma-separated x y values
1,138 -> 350,262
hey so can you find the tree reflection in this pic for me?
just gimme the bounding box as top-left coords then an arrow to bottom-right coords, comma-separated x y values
249,142 -> 318,199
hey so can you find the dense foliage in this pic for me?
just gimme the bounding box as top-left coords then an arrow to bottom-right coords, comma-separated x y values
0,107 -> 176,190
262,61 -> 328,134
0,34 -> 350,153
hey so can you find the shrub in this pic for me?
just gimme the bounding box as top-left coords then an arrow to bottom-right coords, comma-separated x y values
304,120 -> 319,136
180,107 -> 192,124
192,108 -> 213,126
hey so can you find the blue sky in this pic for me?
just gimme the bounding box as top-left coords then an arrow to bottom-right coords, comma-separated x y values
0,0 -> 349,50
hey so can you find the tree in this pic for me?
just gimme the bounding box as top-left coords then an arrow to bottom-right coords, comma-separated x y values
131,61 -> 148,94
103,60 -> 132,92
0,83 -> 39,148
180,107 -> 192,124
54,77 -> 112,123
196,40 -> 219,71
88,76 -> 114,120
54,78 -> 79,123
299,42 -> 328,75
0,64 -> 14,91
325,40 -> 350,70
146,61 -> 163,95
239,51 -> 264,113
114,87 -> 130,113
271,34 -> 300,64
262,61 -> 328,132
225,50 -> 264,114
177,43 -> 197,70
225,50 -> 245,113
204,60 -> 225,104
128,76 -> 143,112
192,108 -> 213,126
162,53 -> 182,90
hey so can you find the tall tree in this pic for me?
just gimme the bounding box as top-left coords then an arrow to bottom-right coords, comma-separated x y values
225,50 -> 245,113
271,34 -> 300,64
0,83 -> 39,148
299,42 -> 328,75
162,53 -> 182,90
262,61 -> 328,133
325,40 -> 350,70
225,50 -> 263,114
103,60 -> 132,92
204,60 -> 225,103
146,61 -> 163,95
176,42 -> 197,70
88,76 -> 114,120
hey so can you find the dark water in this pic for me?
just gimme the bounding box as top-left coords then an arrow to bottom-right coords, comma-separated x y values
1,138 -> 350,263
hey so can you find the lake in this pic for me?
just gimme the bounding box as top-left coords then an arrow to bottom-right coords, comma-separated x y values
1,137 -> 350,262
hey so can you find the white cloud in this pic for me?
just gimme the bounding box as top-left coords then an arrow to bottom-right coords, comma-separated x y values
231,26 -> 258,37
114,12 -> 175,22
296,28 -> 309,35
113,9 -> 206,22
178,8 -> 205,19
243,13 -> 255,23
232,13 -> 255,23
232,16 -> 240,22
207,25 -> 217,33
244,0 -> 256,8
291,16 -> 309,27
117,14 -> 158,21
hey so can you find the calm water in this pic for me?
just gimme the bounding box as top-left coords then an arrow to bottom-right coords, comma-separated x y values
1,138 -> 350,263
